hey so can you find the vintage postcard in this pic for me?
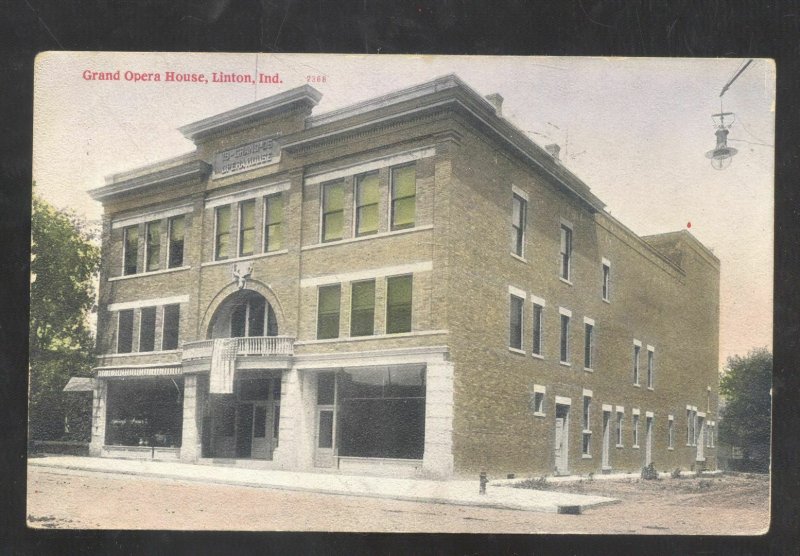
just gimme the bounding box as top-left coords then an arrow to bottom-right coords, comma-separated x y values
29,52 -> 774,533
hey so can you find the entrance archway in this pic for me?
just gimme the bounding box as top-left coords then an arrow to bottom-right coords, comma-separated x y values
207,290 -> 278,339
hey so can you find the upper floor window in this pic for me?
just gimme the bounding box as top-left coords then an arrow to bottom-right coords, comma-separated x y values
602,260 -> 611,301
532,301 -> 544,356
647,347 -> 655,388
386,275 -> 412,334
511,193 -> 526,257
116,309 -> 134,353
584,320 -> 594,370
145,221 -> 161,272
390,164 -> 416,231
317,284 -> 341,339
264,193 -> 283,252
509,294 -> 524,351
162,304 -> 180,350
123,225 -> 138,276
633,342 -> 641,385
139,306 -> 157,352
355,172 -> 380,237
559,223 -> 572,281
214,205 -> 231,261
321,181 -> 344,242
238,199 -> 256,257
168,215 -> 185,268
559,311 -> 570,363
350,280 -> 376,337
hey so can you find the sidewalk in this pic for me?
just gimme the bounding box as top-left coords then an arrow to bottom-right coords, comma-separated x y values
29,455 -> 618,514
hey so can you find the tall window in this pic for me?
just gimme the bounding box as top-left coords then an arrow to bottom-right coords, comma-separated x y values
317,284 -> 341,339
139,306 -> 157,352
168,215 -> 185,268
633,343 -> 641,385
668,416 -> 674,449
582,396 -> 592,455
386,275 -> 413,334
584,322 -> 594,369
511,193 -> 526,256
117,309 -> 134,353
350,280 -> 376,337
123,225 -> 138,275
145,221 -> 160,272
532,302 -> 544,356
602,262 -> 611,301
559,223 -> 572,280
560,313 -> 570,363
162,304 -> 180,350
215,205 -> 231,260
390,164 -> 416,230
616,411 -> 624,446
509,294 -> 523,350
647,348 -> 655,388
238,199 -> 256,257
321,181 -> 344,242
263,193 -> 283,252
355,172 -> 379,236
632,413 -> 640,446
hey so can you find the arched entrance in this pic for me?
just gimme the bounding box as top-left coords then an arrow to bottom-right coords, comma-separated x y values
202,289 -> 283,461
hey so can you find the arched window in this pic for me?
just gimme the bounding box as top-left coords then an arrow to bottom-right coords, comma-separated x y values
209,291 -> 278,339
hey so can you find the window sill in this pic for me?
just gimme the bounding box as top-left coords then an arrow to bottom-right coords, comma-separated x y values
582,429 -> 592,435
668,447 -> 674,451
559,277 -> 573,286
296,329 -> 448,345
302,225 -> 433,251
533,412 -> 546,418
532,353 -> 544,360
109,266 -> 190,281
559,361 -> 571,367
633,383 -> 641,388
510,252 -> 527,263
615,444 -> 624,449
581,454 -> 592,459
696,457 -> 706,463
583,367 -> 593,373
202,249 -> 289,267
647,387 -> 654,391
602,297 -> 610,304
633,445 -> 640,449
508,347 -> 526,355
100,350 -> 181,358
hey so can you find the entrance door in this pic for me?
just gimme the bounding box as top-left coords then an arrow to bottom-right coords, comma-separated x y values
645,416 -> 653,466
250,402 -> 270,459
315,408 -> 335,467
235,403 -> 254,457
602,410 -> 611,470
554,404 -> 570,475
696,417 -> 705,461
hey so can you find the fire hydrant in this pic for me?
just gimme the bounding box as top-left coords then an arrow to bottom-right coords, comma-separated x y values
479,471 -> 488,495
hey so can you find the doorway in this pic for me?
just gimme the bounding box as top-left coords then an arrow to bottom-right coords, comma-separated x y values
555,403 -> 570,475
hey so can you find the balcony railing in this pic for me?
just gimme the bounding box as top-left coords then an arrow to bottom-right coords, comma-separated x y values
182,336 -> 295,361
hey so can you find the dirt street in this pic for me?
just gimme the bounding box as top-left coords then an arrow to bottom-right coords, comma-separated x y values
27,466 -> 769,534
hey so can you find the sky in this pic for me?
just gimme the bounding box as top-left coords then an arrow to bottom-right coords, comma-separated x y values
32,53 -> 775,370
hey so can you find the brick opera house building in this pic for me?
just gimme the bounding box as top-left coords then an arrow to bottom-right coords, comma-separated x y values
88,75 -> 720,478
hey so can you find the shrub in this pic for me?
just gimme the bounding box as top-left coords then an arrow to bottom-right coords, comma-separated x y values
671,468 -> 682,479
641,463 -> 659,480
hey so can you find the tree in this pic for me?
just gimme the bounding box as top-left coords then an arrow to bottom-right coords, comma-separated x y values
29,191 -> 100,441
718,347 -> 772,471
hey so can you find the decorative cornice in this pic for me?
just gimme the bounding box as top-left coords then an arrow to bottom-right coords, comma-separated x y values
89,160 -> 210,202
179,84 -> 322,142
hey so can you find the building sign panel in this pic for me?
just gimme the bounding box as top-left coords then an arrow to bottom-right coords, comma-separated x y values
213,138 -> 280,178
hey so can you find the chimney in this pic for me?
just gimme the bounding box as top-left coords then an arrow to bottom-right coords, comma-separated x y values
545,143 -> 561,161
485,93 -> 503,116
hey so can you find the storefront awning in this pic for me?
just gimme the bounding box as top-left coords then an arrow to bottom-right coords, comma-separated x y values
96,366 -> 183,378
63,377 -> 96,392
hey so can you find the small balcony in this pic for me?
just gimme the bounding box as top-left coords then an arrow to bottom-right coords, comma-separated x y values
182,336 -> 295,364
